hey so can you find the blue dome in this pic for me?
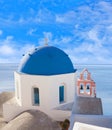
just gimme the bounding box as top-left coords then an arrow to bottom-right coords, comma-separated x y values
18,46 -> 76,75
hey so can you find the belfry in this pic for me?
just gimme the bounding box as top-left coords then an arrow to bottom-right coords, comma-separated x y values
77,68 -> 96,97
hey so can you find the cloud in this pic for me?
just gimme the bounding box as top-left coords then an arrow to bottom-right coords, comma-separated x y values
0,7 -> 56,27
55,1 -> 112,64
88,28 -> 99,42
33,8 -> 56,24
0,45 -> 15,55
55,1 -> 112,28
0,36 -> 14,45
1,44 -> 35,63
27,28 -> 37,35
0,36 -> 14,55
64,42 -> 111,64
63,25 -> 112,64
56,11 -> 76,24
38,31 -> 74,48
98,1 -> 112,13
0,36 -> 35,63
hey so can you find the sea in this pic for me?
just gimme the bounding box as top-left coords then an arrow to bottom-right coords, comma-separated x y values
0,63 -> 112,115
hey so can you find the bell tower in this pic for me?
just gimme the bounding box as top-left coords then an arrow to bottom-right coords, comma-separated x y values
77,68 -> 96,97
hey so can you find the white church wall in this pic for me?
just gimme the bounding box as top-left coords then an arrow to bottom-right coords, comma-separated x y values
12,72 -> 76,121
18,73 -> 51,110
18,72 -> 76,108
50,73 -> 76,108
14,72 -> 22,105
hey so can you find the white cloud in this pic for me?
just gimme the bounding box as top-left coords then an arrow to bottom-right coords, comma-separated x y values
56,11 -> 76,24
60,37 -> 72,44
0,36 -> 35,63
59,1 -> 112,64
0,45 -> 15,55
0,33 -> 111,64
98,1 -> 112,13
55,1 -> 112,28
27,28 -> 37,35
6,36 -> 13,41
17,8 -> 55,25
64,39 -> 112,64
0,44 -> 35,63
19,44 -> 35,55
38,32 -> 73,47
88,28 -> 99,42
0,36 -> 15,56
0,36 -> 14,45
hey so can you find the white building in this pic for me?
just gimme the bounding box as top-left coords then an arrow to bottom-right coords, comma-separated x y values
3,45 -> 77,121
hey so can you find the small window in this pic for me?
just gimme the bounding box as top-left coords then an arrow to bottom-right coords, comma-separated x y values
80,84 -> 84,93
59,86 -> 64,103
86,84 -> 90,94
33,88 -> 40,105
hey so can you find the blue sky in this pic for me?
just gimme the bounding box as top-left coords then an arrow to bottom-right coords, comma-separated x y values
0,0 -> 112,64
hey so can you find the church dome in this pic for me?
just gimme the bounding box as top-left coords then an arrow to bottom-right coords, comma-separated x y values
18,46 -> 76,75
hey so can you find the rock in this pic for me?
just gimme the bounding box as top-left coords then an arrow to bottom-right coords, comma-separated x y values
2,110 -> 61,130
0,92 -> 14,116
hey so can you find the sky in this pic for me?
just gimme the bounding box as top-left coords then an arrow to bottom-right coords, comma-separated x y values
0,0 -> 112,64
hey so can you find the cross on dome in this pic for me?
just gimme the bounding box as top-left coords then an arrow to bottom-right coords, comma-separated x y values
44,38 -> 48,46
